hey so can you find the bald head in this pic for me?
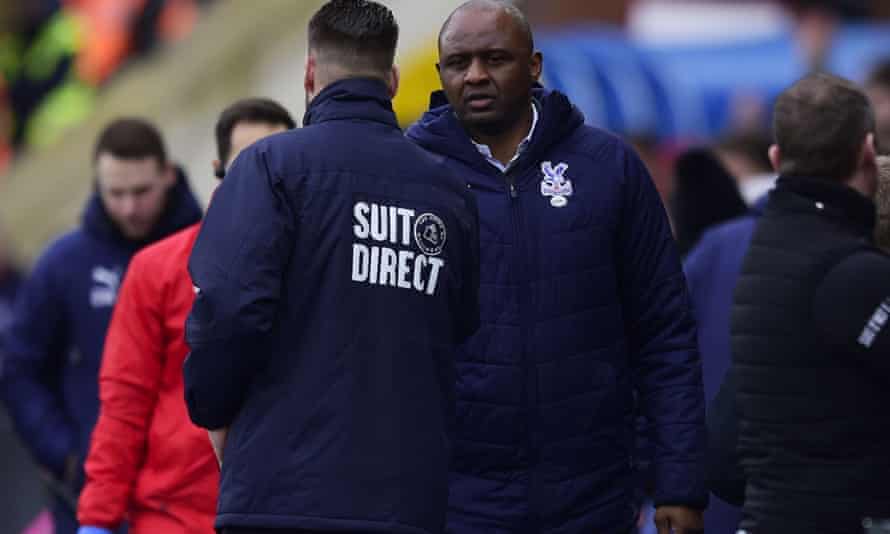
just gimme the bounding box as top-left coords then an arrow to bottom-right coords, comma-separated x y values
436,0 -> 542,140
440,0 -> 533,54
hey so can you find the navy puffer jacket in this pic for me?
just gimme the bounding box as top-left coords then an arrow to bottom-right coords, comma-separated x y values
407,89 -> 706,534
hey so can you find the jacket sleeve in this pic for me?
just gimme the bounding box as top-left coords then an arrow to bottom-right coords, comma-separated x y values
682,230 -> 718,300
616,144 -> 708,509
0,247 -> 76,477
184,145 -> 295,430
813,250 -> 890,383
705,368 -> 746,506
77,251 -> 164,529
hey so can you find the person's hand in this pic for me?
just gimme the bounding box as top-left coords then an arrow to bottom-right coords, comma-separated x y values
654,505 -> 704,534
208,427 -> 229,467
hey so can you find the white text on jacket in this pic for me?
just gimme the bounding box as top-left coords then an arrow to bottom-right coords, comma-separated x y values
351,201 -> 446,295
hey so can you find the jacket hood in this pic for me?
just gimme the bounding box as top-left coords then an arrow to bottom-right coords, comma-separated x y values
82,166 -> 203,250
406,87 -> 586,176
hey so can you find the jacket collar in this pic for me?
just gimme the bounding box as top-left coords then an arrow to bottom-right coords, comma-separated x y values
406,86 -> 585,180
772,175 -> 876,238
302,77 -> 398,129
82,166 -> 203,251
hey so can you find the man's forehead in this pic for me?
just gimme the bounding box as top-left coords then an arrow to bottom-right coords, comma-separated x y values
440,8 -> 518,53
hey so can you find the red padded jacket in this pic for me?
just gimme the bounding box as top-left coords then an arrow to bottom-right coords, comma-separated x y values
78,224 -> 218,532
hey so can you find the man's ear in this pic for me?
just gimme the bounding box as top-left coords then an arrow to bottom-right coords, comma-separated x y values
389,64 -> 401,98
212,159 -> 224,179
304,54 -> 317,98
768,144 -> 781,174
163,163 -> 176,187
530,50 -> 543,82
861,132 -> 878,170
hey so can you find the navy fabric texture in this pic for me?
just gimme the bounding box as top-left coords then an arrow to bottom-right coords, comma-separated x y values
184,78 -> 480,534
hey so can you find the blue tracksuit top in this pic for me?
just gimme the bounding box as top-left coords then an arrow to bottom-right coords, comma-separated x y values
0,172 -> 201,480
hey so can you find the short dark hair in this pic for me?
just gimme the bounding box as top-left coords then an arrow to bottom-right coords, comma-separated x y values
867,59 -> 890,90
308,0 -> 398,75
215,98 -> 295,165
772,72 -> 875,180
93,118 -> 167,166
440,0 -> 534,54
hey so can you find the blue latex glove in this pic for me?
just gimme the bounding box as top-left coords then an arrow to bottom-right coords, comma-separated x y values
78,527 -> 113,534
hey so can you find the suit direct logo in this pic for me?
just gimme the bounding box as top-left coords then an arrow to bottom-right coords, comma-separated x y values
90,266 -> 121,308
351,202 -> 446,295
414,213 -> 447,256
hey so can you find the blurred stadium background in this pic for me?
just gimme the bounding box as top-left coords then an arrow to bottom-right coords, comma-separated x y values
0,0 -> 889,262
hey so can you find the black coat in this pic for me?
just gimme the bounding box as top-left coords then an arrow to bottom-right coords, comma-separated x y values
730,176 -> 890,533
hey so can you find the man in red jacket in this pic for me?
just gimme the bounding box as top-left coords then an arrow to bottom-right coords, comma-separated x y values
76,98 -> 296,534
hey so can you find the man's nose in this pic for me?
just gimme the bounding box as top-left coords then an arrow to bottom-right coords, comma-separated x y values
464,58 -> 489,85
120,195 -> 138,216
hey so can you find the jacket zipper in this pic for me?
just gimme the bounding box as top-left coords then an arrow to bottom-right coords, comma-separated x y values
505,170 -> 539,529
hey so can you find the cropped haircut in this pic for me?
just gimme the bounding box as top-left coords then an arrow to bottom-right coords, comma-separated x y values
215,98 -> 295,165
308,0 -> 399,75
93,118 -> 167,166
772,73 -> 875,181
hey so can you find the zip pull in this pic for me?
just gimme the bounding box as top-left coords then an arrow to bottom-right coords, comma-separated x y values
507,176 -> 518,199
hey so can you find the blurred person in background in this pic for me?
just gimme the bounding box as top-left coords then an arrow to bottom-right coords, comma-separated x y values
714,132 -> 776,206
0,220 -> 45,533
76,99 -> 294,534
0,118 -> 202,534
0,0 -> 86,152
682,162 -> 771,534
640,134 -> 773,534
781,0 -> 869,72
0,0 -> 203,158
669,148 -> 748,257
865,59 -> 890,154
407,1 -> 707,533
184,1 -> 480,533
729,72 -> 890,533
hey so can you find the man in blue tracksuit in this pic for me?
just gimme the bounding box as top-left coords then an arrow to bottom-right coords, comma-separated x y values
183,2 -> 480,533
0,225 -> 39,533
406,2 -> 707,532
0,118 -> 202,534
682,194 -> 768,533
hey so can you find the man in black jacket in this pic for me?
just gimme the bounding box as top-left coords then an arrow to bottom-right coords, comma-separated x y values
729,72 -> 890,533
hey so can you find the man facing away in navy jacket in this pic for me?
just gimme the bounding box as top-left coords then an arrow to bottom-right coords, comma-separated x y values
183,1 -> 481,533
406,2 -> 707,533
0,118 -> 202,534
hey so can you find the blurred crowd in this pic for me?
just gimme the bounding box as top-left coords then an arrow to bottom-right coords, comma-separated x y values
0,0 -> 211,173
